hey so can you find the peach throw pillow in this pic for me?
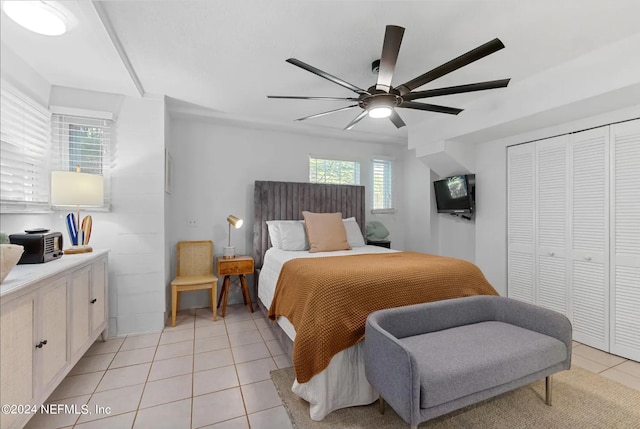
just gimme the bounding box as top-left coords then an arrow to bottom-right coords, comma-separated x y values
302,211 -> 351,253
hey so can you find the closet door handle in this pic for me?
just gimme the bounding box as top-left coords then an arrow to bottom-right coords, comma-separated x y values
35,340 -> 47,349
548,252 -> 555,257
584,256 -> 592,261
90,298 -> 97,304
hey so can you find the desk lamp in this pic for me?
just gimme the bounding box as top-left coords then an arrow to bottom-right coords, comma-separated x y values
224,215 -> 243,258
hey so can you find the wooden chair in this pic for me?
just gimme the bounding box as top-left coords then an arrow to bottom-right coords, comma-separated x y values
170,241 -> 218,327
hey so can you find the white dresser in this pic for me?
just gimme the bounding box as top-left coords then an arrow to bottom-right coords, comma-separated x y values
0,250 -> 109,429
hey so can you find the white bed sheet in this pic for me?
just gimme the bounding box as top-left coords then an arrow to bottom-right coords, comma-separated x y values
258,245 -> 398,421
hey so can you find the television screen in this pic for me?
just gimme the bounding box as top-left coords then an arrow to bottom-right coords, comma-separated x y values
434,175 -> 474,213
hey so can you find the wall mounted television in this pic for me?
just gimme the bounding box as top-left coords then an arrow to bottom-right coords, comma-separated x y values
433,174 -> 475,214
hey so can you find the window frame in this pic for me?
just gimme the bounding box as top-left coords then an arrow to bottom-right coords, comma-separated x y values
371,157 -> 395,214
50,108 -> 114,211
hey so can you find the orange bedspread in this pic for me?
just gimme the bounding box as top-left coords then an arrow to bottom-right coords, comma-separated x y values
267,251 -> 499,383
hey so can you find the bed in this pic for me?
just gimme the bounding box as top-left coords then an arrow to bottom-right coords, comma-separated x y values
253,180 -> 498,421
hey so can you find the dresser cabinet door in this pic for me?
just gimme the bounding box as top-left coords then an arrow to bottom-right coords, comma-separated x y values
0,297 -> 34,429
70,268 -> 91,359
38,280 -> 68,392
91,259 -> 107,335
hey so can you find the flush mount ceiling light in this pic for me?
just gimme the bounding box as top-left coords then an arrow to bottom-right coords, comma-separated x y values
2,1 -> 70,36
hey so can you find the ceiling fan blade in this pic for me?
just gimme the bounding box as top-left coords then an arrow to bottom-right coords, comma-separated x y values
344,110 -> 368,130
295,105 -> 358,121
396,38 -> 505,95
389,110 -> 406,128
403,78 -> 510,101
398,101 -> 463,115
267,95 -> 360,101
287,58 -> 369,95
376,25 -> 405,92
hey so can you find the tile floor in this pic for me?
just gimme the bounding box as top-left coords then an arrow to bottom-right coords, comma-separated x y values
571,341 -> 640,391
25,305 -> 294,429
25,305 -> 640,429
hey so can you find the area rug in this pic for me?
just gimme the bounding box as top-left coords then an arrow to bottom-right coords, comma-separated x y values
271,366 -> 640,428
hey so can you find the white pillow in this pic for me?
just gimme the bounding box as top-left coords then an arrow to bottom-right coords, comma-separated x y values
279,221 -> 309,251
266,221 -> 283,248
343,217 -> 366,247
266,220 -> 308,250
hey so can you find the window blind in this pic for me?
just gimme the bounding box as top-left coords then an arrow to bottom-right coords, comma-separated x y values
51,114 -> 113,207
309,157 -> 360,185
0,81 -> 51,209
372,159 -> 393,210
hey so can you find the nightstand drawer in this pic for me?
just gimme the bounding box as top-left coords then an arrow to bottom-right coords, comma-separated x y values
217,258 -> 254,276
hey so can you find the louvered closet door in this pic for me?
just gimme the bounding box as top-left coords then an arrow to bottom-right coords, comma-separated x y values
610,119 -> 640,361
507,144 -> 535,303
536,136 -> 569,315
569,126 -> 610,350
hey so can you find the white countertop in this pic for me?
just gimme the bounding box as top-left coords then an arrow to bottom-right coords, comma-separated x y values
1,249 -> 109,298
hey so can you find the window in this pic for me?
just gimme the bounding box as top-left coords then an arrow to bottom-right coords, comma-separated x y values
309,157 -> 360,185
0,81 -> 52,210
372,158 -> 394,212
51,113 -> 114,208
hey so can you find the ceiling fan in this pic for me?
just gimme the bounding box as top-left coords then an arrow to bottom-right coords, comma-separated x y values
268,25 -> 510,130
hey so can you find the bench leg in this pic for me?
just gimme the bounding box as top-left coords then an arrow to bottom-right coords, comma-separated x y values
378,397 -> 385,414
545,375 -> 553,406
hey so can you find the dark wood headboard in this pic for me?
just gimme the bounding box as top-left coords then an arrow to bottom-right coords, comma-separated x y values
253,181 -> 366,269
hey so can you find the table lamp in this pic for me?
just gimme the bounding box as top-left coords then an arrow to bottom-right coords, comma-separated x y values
51,167 -> 104,254
224,215 -> 243,259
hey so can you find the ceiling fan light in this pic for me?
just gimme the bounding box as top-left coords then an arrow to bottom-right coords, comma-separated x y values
368,106 -> 393,119
2,1 -> 68,36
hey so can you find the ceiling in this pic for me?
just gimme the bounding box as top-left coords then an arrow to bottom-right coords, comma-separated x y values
2,0 -> 639,141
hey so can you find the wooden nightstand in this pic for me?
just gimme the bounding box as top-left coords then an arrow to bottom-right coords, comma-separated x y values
367,239 -> 391,249
216,256 -> 254,317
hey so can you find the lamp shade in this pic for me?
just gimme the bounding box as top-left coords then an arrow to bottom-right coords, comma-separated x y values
227,215 -> 243,229
51,171 -> 104,206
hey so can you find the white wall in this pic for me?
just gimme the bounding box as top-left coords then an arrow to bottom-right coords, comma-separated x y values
474,139 -> 509,294
167,115 -> 408,308
164,101 -> 175,315
402,150 -> 437,254
97,95 -> 166,335
54,94 -> 166,335
437,215 -> 475,262
0,43 -> 50,106
46,88 -> 167,336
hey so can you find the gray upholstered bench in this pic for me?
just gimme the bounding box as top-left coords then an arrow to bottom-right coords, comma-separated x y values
364,296 -> 572,429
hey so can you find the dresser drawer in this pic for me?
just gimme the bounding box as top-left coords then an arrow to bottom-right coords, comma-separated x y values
217,258 -> 254,276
